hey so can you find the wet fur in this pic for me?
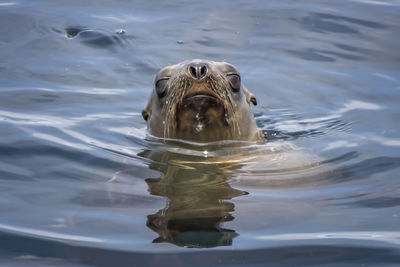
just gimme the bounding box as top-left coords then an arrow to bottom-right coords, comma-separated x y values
142,60 -> 261,142
163,70 -> 239,139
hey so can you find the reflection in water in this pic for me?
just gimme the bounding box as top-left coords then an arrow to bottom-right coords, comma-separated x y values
139,146 -> 248,248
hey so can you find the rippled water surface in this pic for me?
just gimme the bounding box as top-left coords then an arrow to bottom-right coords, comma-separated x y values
1,0 -> 400,266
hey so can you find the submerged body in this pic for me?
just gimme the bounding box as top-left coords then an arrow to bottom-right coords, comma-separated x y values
142,59 -> 262,142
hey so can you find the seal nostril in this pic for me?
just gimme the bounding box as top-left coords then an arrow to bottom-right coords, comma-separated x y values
189,66 -> 197,79
200,65 -> 207,79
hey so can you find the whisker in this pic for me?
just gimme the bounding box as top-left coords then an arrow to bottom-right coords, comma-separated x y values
161,69 -> 236,138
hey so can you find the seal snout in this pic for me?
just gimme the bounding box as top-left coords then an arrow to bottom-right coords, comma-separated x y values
187,62 -> 208,81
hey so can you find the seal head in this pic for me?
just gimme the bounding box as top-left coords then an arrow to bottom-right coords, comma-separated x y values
142,59 -> 261,142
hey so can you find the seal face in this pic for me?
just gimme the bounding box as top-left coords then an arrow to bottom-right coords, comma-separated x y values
142,59 -> 261,142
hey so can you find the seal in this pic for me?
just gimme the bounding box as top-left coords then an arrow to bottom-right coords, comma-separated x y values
142,59 -> 262,142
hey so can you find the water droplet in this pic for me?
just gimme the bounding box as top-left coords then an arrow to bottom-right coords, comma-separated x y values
177,40 -> 184,44
203,150 -> 208,157
116,29 -> 126,35
165,101 -> 169,105
195,122 -> 204,132
162,121 -> 165,125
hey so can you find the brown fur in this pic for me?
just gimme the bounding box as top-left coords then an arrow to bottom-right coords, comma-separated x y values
142,59 -> 261,142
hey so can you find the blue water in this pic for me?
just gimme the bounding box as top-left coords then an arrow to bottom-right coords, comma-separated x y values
0,0 -> 400,266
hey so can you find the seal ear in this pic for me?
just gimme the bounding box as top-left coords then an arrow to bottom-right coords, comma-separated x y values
248,94 -> 257,106
142,106 -> 149,121
243,86 -> 257,106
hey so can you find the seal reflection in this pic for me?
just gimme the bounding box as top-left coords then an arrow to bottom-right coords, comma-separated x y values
139,146 -> 248,248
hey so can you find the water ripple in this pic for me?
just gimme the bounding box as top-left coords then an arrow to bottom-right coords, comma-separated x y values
255,231 -> 400,245
0,223 -> 104,243
257,100 -> 381,141
64,26 -> 135,49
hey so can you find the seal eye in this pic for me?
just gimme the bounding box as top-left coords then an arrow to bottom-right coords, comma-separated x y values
155,78 -> 168,98
227,73 -> 241,92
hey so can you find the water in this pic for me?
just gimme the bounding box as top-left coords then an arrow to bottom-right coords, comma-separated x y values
0,0 -> 400,266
